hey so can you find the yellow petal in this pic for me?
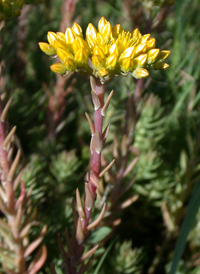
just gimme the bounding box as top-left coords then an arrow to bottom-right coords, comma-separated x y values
147,49 -> 160,64
151,62 -> 169,70
38,42 -> 56,56
132,68 -> 149,79
133,54 -> 147,68
92,55 -> 104,69
120,47 -> 135,60
120,58 -> 133,72
50,63 -> 67,75
86,23 -> 97,39
86,35 -> 95,49
101,22 -> 112,40
73,37 -> 90,53
140,34 -> 150,44
106,54 -> 118,69
132,28 -> 141,39
109,43 -> 119,56
54,39 -> 68,51
72,22 -> 83,37
64,58 -> 76,71
56,48 -> 74,62
146,38 -> 156,51
97,33 -> 104,45
93,46 -> 105,59
156,50 -> 170,63
65,28 -> 76,44
98,68 -> 108,77
56,32 -> 66,42
112,24 -> 121,37
98,17 -> 108,33
75,48 -> 89,65
135,43 -> 147,56
47,32 -> 58,46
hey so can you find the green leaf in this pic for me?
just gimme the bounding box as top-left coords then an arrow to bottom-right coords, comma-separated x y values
93,238 -> 117,274
170,179 -> 200,274
88,227 -> 112,244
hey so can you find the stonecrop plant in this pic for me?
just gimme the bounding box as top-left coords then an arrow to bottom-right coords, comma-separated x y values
39,17 -> 169,82
38,17 -> 170,274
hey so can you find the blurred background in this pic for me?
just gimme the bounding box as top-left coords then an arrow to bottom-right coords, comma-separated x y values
1,0 -> 200,273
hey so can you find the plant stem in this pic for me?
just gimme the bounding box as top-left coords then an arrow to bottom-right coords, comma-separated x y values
0,101 -> 15,212
83,77 -> 105,231
0,98 -> 26,273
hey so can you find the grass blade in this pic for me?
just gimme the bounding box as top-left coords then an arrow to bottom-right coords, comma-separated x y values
170,180 -> 200,274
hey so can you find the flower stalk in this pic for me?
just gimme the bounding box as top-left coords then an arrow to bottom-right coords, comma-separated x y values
55,77 -> 113,273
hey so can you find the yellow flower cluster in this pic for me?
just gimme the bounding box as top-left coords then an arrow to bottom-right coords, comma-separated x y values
39,17 -> 170,82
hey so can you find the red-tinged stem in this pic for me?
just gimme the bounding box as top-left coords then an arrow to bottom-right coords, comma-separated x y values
0,101 -> 15,212
0,99 -> 26,274
82,78 -> 105,231
90,78 -> 104,195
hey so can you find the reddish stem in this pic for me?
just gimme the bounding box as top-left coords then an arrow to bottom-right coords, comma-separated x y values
0,102 -> 15,212
90,79 -> 104,195
0,99 -> 26,273
82,78 -> 105,230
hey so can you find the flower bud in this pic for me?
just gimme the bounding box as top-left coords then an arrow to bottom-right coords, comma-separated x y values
100,22 -> 112,41
120,58 -> 133,72
56,32 -> 66,42
151,62 -> 169,70
146,38 -> 156,51
140,34 -> 150,44
133,54 -> 147,68
98,17 -> 108,33
86,23 -> 97,39
132,28 -> 141,39
56,48 -> 74,62
93,46 -> 105,59
72,22 -> 83,37
54,39 -> 68,51
155,50 -> 170,63
112,24 -> 121,37
120,47 -> 135,60
106,54 -> 118,70
47,32 -> 58,46
38,42 -> 56,56
86,35 -> 95,49
147,49 -> 160,64
75,48 -> 89,65
50,63 -> 67,75
92,55 -> 104,69
64,58 -> 76,71
65,28 -> 76,44
132,68 -> 149,79
98,68 -> 108,77
135,43 -> 147,57
73,37 -> 89,53
109,43 -> 119,56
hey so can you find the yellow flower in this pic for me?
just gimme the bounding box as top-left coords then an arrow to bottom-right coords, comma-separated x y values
39,17 -> 170,81
39,42 -> 56,56
50,63 -> 68,76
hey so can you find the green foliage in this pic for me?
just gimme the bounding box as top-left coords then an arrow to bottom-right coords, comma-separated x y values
106,241 -> 143,274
